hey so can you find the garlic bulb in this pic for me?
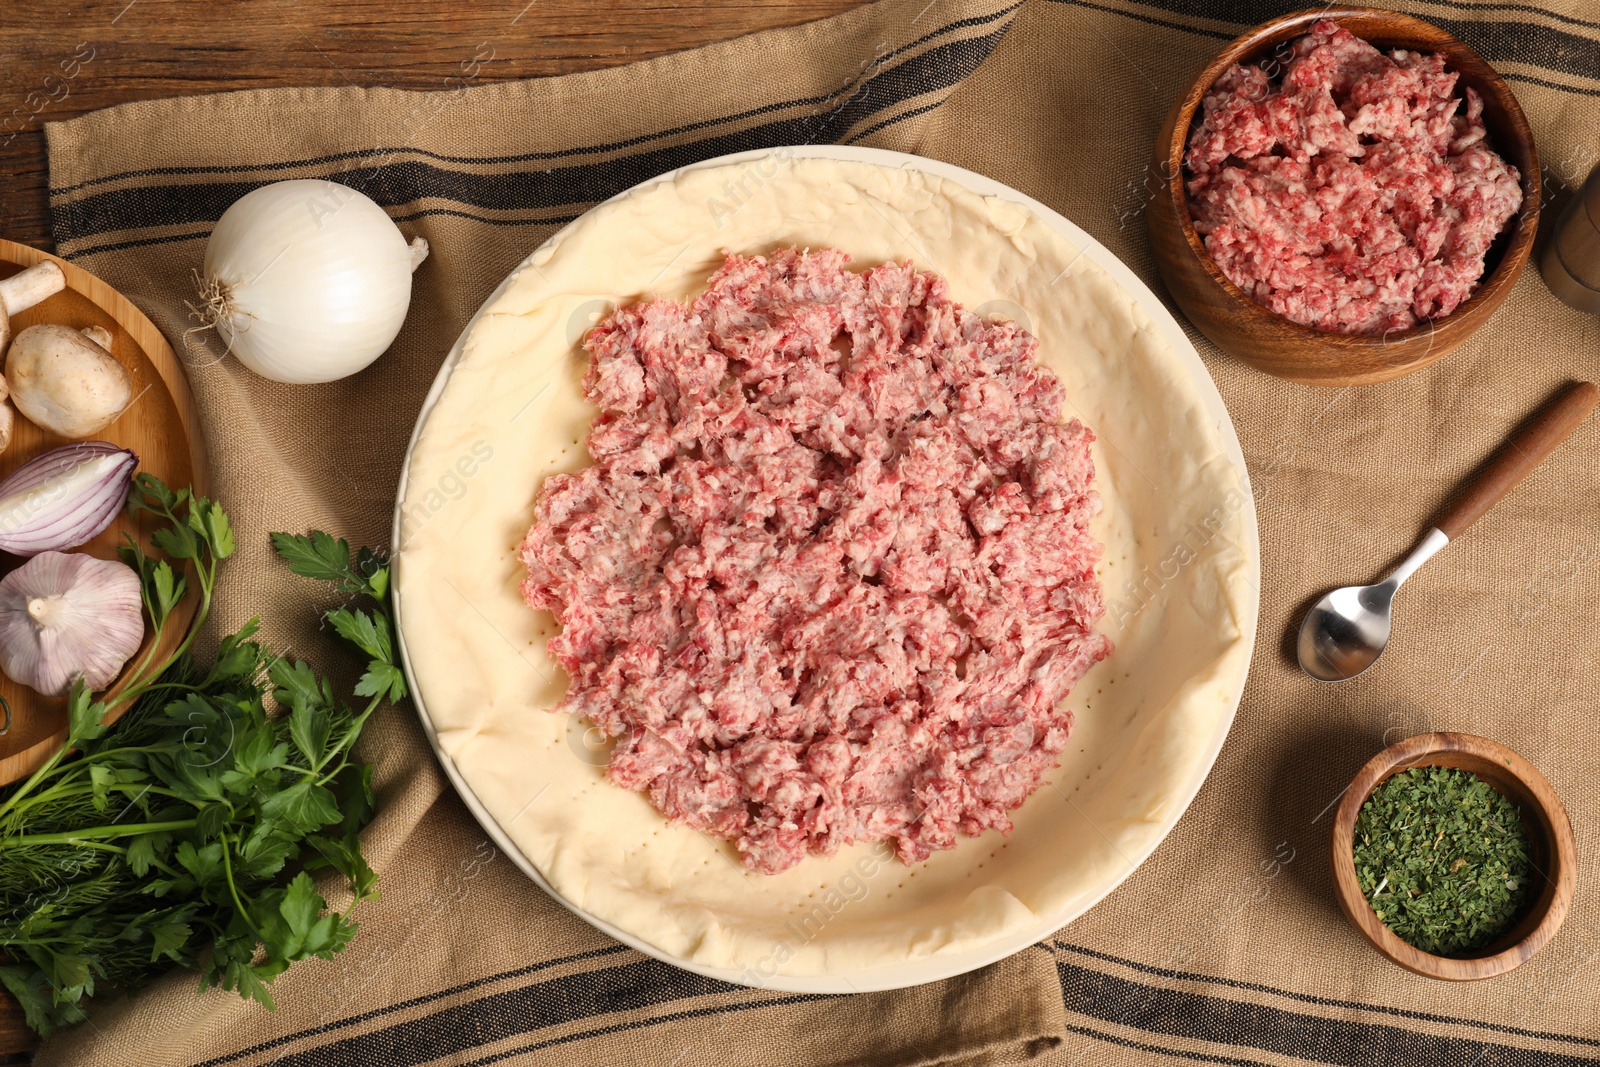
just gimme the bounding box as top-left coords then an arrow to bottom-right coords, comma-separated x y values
0,551 -> 144,696
197,179 -> 429,384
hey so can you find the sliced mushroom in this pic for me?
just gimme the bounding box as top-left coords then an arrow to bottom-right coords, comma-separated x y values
0,262 -> 66,356
6,324 -> 133,438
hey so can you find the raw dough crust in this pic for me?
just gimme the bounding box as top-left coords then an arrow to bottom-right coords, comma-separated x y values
396,157 -> 1254,980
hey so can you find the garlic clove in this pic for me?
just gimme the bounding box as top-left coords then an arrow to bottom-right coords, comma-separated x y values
0,551 -> 144,696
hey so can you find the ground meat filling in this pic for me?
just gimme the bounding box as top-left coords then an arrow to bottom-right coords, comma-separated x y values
1184,20 -> 1523,335
520,248 -> 1111,874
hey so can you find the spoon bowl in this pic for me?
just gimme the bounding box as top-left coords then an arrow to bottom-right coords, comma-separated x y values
1297,586 -> 1393,682
1297,529 -> 1443,682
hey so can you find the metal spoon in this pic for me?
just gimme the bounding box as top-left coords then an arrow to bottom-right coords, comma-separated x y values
1298,380 -> 1599,682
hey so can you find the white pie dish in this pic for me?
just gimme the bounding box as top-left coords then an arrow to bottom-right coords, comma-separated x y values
391,145 -> 1260,993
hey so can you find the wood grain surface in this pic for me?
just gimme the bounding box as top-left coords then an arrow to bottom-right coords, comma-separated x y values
1329,732 -> 1577,981
1145,5 -> 1541,386
0,2 -> 867,1058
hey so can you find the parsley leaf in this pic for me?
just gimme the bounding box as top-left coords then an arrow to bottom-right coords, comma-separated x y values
289,700 -> 333,770
327,608 -> 390,663
355,662 -> 407,704
270,531 -> 384,598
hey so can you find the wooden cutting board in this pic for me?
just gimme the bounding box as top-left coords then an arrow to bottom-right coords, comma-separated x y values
0,239 -> 209,785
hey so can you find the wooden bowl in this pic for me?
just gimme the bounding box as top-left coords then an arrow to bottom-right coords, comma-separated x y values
1330,733 -> 1575,980
0,239 -> 208,785
1147,6 -> 1541,386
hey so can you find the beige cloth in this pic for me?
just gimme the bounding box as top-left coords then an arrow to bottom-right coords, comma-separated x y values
35,0 -> 1600,1063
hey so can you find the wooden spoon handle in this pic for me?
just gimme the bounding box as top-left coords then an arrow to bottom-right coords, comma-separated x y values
1436,381 -> 1599,539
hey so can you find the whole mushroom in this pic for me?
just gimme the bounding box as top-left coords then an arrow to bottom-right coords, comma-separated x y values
6,324 -> 133,438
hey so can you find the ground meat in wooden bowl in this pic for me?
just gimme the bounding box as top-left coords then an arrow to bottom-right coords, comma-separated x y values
519,248 -> 1111,874
1184,20 -> 1523,335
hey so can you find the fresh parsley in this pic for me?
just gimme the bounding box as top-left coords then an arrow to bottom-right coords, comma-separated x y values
0,478 -> 405,1035
1353,766 -> 1533,956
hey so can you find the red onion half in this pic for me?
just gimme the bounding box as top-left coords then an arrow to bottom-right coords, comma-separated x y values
0,442 -> 138,556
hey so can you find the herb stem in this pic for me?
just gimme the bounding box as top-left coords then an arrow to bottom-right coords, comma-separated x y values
115,569 -> 215,711
218,834 -> 264,943
20,746 -> 179,792
318,697 -> 383,773
0,819 -> 198,848
40,840 -> 128,857
0,728 -> 82,827
133,682 -> 205,696
22,781 -> 184,806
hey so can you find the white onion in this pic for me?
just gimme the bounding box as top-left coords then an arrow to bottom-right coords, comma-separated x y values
198,179 -> 428,384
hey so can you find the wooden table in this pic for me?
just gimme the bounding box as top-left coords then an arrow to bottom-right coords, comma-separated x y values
0,0 -> 867,252
0,1 -> 865,1057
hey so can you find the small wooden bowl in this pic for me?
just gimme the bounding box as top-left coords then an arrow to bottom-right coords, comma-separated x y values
1330,733 -> 1575,980
0,240 -> 209,785
1147,6 -> 1540,386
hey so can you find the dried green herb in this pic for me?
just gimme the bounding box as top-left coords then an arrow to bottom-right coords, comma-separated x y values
1353,766 -> 1532,956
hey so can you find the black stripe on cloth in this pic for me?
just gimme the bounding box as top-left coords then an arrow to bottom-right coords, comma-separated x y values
46,2 -> 1022,200
1057,960 -> 1600,1067
1062,1023 -> 1275,1067
1435,1 -> 1600,32
458,994 -> 822,1067
388,207 -> 582,227
1049,0 -> 1234,39
54,208 -> 586,261
262,957 -> 829,1067
51,13 -> 1019,256
67,206 -> 570,260
1065,0 -> 1600,86
1427,14 -> 1600,85
1054,941 -> 1600,1049
1125,0 -> 1600,34
195,945 -> 635,1067
1044,0 -> 1600,102
39,231 -> 213,260
844,98 -> 953,145
1500,70 -> 1600,99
